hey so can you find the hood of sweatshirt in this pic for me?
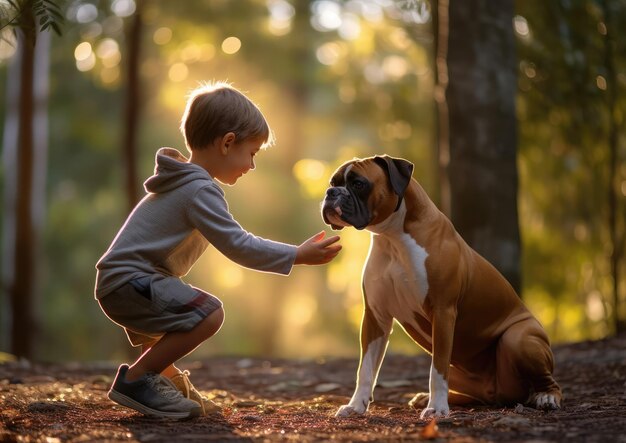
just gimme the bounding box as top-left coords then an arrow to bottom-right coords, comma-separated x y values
143,147 -> 211,194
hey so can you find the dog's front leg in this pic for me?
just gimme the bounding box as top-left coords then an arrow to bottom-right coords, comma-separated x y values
336,304 -> 393,417
421,305 -> 457,419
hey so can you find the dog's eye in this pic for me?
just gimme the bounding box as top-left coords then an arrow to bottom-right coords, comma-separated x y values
352,180 -> 365,190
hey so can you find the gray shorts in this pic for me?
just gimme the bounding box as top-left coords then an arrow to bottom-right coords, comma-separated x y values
98,274 -> 223,347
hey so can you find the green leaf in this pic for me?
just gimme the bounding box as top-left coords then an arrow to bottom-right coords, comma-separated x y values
50,21 -> 61,35
48,8 -> 64,21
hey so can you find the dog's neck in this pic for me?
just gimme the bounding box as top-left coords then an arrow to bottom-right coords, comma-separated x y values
368,180 -> 438,236
368,200 -> 407,236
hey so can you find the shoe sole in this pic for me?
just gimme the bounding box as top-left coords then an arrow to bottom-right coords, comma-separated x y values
108,390 -> 202,419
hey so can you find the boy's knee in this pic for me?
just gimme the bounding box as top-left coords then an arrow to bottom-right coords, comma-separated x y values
211,306 -> 225,328
197,307 -> 225,338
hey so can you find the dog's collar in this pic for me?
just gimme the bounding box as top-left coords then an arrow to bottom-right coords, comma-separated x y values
395,195 -> 403,212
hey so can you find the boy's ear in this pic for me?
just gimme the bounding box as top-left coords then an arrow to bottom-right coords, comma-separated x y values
221,132 -> 236,154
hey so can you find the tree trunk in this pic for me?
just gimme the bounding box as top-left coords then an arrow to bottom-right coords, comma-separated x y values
122,0 -> 144,213
433,0 -> 451,216
445,0 -> 521,294
4,6 -> 37,358
31,28 -> 51,357
600,0 -> 624,335
0,30 -> 21,352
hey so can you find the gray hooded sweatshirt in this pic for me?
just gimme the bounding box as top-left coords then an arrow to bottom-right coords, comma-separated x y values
95,147 -> 297,299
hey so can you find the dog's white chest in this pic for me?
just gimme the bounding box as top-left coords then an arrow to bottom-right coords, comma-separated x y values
366,203 -> 430,323
379,232 -> 430,321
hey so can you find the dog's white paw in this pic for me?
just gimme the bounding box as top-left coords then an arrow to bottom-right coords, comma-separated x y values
419,403 -> 450,419
529,392 -> 561,410
335,403 -> 366,417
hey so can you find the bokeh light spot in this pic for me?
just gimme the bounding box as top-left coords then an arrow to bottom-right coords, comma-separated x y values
96,38 -> 121,68
74,42 -> 93,61
222,37 -> 242,55
76,4 -> 98,23
153,27 -> 172,45
268,0 -> 295,36
111,0 -> 136,17
316,42 -> 341,65
514,15 -> 530,37
168,63 -> 189,82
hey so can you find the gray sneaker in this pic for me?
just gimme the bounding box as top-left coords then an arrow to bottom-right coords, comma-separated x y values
108,364 -> 202,419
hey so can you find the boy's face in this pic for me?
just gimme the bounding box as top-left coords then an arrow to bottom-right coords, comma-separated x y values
219,137 -> 262,185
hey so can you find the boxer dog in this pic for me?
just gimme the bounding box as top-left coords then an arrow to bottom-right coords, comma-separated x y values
321,155 -> 561,419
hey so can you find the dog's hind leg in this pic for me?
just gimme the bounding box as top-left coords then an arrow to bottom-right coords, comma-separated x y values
495,319 -> 562,410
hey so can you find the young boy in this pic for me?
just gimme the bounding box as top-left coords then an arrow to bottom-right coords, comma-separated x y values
94,81 -> 341,419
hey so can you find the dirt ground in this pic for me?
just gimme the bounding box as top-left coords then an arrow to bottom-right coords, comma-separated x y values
1,334 -> 625,442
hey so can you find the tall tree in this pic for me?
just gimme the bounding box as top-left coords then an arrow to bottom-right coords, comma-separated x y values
438,0 -> 521,293
5,6 -> 37,358
600,0 -> 624,335
1,0 -> 61,357
121,0 -> 144,213
432,0 -> 451,216
1,7 -> 50,358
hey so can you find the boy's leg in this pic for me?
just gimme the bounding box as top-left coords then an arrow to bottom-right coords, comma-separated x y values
126,306 -> 225,381
137,336 -> 223,415
106,308 -> 224,419
126,307 -> 225,416
99,277 -> 224,418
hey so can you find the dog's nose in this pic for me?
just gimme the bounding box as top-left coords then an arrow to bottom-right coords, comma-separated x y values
326,187 -> 341,198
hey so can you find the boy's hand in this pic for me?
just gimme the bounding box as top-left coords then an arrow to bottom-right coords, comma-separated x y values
295,231 -> 342,265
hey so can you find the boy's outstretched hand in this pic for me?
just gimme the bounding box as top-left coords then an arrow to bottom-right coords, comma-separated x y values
295,231 -> 342,265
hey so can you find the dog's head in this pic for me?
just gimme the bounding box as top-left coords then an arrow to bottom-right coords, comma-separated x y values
321,155 -> 414,230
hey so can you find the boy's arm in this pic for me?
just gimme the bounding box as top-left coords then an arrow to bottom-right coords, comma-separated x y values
188,185 -> 297,274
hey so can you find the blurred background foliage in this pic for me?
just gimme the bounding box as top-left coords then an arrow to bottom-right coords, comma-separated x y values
0,0 -> 624,362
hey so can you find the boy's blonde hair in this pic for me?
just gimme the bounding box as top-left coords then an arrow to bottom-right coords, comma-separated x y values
180,81 -> 274,151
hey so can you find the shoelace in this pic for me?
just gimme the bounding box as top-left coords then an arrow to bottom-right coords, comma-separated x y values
172,371 -> 222,414
145,373 -> 186,401
177,370 -> 193,397
176,370 -> 209,400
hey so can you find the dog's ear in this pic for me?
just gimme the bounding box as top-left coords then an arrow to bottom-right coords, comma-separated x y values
373,155 -> 414,211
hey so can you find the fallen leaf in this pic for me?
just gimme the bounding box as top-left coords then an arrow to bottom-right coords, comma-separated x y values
420,419 -> 439,439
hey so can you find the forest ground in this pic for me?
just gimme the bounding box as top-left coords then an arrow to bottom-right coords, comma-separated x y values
1,334 -> 625,442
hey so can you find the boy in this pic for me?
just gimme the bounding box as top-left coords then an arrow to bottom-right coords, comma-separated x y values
95,82 -> 341,419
